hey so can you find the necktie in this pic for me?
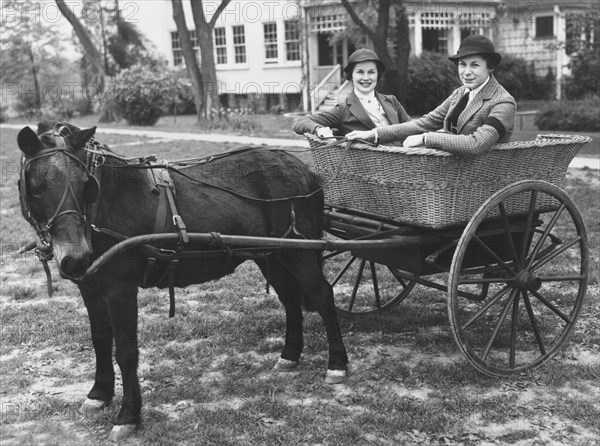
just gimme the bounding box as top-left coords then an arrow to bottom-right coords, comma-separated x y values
447,92 -> 469,134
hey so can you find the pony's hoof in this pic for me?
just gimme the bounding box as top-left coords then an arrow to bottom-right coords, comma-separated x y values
79,398 -> 110,417
325,369 -> 347,384
273,357 -> 299,371
108,424 -> 136,443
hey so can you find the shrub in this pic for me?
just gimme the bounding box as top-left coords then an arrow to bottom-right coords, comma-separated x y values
403,51 -> 459,115
113,64 -> 173,126
565,49 -> 600,100
534,98 -> 600,131
493,54 -> 553,101
203,108 -> 263,134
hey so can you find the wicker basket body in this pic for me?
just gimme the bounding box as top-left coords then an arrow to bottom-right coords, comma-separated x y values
308,134 -> 591,229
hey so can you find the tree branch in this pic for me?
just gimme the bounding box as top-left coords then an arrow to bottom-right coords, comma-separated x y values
208,0 -> 233,29
340,0 -> 376,42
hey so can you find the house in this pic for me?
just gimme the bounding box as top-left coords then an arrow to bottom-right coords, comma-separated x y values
134,0 -> 594,112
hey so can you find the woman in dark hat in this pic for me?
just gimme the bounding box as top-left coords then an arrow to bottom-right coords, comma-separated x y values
293,48 -> 410,138
347,35 -> 516,156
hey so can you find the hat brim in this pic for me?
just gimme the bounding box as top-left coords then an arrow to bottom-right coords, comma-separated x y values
448,51 -> 502,67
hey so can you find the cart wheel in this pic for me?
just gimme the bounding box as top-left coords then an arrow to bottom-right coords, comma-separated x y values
448,180 -> 588,377
323,237 -> 417,316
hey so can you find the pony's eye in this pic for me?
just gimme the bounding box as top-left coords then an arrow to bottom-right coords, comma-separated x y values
29,188 -> 43,199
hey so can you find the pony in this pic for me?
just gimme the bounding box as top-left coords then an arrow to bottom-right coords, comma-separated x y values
16,122 -> 348,440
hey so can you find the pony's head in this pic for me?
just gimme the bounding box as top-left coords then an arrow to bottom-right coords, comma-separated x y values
17,123 -> 99,280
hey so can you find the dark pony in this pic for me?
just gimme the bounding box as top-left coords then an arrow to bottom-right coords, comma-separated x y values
17,122 -> 348,441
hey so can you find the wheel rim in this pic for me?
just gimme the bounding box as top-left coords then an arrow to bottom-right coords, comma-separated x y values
448,180 -> 588,377
323,239 -> 417,316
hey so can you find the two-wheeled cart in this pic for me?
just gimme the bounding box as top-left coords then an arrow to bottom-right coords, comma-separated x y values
308,133 -> 591,377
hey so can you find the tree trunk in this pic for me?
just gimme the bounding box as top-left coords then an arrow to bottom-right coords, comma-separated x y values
393,3 -> 411,102
171,0 -> 204,123
55,0 -> 115,121
190,0 -> 231,119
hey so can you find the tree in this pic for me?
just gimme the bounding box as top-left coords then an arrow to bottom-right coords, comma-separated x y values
340,0 -> 410,100
564,3 -> 600,99
56,0 -> 159,120
171,0 -> 232,122
0,0 -> 69,116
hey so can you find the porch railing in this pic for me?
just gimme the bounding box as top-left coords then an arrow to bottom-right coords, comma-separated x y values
310,64 -> 342,112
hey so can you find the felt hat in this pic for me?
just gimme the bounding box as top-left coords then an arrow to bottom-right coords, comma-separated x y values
343,48 -> 386,79
448,35 -> 502,68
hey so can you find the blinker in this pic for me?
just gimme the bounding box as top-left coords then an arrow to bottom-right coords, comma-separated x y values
84,175 -> 100,203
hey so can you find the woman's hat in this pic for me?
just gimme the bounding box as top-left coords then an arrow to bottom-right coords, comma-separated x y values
448,35 -> 502,67
343,48 -> 386,79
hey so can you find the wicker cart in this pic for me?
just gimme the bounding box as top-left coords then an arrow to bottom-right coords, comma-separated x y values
307,133 -> 591,377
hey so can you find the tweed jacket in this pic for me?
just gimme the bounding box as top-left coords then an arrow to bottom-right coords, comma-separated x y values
293,91 -> 411,136
377,75 -> 516,156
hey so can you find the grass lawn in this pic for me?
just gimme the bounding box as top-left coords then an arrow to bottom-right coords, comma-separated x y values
1,120 -> 599,445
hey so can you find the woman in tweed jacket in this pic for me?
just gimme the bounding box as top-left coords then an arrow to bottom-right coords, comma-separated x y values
293,48 -> 410,138
347,35 -> 516,156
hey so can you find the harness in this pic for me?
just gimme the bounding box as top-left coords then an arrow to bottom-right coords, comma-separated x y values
19,127 -> 352,316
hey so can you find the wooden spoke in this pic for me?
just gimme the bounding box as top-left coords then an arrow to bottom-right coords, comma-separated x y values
531,237 -> 582,272
370,261 -> 381,309
524,204 -> 566,270
461,284 -> 512,330
509,291 -> 521,368
499,201 -> 520,265
530,289 -> 571,324
347,259 -> 366,312
331,256 -> 356,286
482,289 -> 518,362
519,190 -> 538,266
473,235 -> 517,277
522,290 -> 547,356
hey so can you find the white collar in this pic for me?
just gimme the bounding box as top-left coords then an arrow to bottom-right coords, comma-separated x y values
354,90 -> 376,101
468,76 -> 490,99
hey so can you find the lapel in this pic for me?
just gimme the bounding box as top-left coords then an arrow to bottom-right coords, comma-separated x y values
376,92 -> 400,124
346,91 -> 375,128
456,75 -> 498,133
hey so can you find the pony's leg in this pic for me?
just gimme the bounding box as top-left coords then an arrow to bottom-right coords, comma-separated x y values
104,280 -> 142,430
255,259 -> 304,367
282,252 -> 349,382
79,285 -> 115,414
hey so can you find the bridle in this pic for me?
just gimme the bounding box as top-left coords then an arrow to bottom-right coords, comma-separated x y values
19,128 -> 101,249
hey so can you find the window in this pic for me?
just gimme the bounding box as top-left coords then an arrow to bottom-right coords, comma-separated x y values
214,27 -> 227,64
422,29 -> 449,53
171,30 -> 200,66
536,16 -> 554,38
233,25 -> 246,63
284,20 -> 300,61
264,22 -> 278,63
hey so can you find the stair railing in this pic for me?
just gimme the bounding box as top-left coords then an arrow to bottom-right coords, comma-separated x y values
310,64 -> 341,112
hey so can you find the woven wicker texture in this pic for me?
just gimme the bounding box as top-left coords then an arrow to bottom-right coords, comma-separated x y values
307,134 -> 592,228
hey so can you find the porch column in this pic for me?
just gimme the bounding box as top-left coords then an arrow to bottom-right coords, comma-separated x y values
414,11 -> 422,56
555,5 -> 565,100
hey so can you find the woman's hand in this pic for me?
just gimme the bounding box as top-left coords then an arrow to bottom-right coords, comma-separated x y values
315,126 -> 335,139
403,134 -> 426,148
346,130 -> 376,141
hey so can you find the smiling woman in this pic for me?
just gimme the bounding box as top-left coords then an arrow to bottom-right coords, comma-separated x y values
292,48 -> 411,138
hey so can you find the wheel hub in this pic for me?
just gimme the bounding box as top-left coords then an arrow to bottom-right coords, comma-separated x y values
516,271 -> 542,291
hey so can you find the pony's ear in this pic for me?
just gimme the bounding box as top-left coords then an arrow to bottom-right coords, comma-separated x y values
37,120 -> 56,135
65,126 -> 97,152
17,127 -> 43,157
